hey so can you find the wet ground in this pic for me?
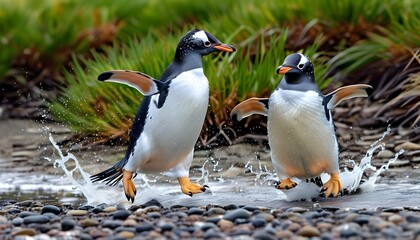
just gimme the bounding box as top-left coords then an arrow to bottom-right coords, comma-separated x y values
0,119 -> 419,208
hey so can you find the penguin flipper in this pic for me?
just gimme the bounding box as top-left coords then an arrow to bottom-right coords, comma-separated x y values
230,98 -> 269,122
98,70 -> 164,96
324,84 -> 373,110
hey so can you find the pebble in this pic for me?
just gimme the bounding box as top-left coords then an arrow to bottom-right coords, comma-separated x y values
102,220 -> 122,229
207,207 -> 225,216
7,208 -> 20,215
19,211 -> 39,218
23,215 -> 50,224
298,225 -> 320,237
61,219 -> 75,231
253,230 -> 277,240
395,142 -> 420,151
276,230 -> 294,238
147,212 -> 162,219
66,210 -> 88,216
229,228 -> 251,236
223,208 -> 251,221
113,210 -> 131,220
12,217 -> 24,226
123,219 -> 137,227
204,228 -> 225,239
224,204 -> 238,210
41,205 -> 61,215
252,218 -> 266,228
206,217 -> 222,224
118,231 -> 135,238
353,215 -> 370,225
317,222 -> 333,230
255,213 -> 274,222
286,207 -> 308,213
188,207 -> 205,215
336,223 -> 362,237
136,223 -> 154,233
103,206 -> 117,213
80,218 -> 99,227
242,205 -> 260,212
12,228 -> 37,237
287,223 -> 302,232
43,212 -> 59,220
78,205 -> 95,211
141,199 -> 164,208
0,216 -> 7,224
378,149 -> 395,158
159,222 -> 174,232
406,214 -> 420,223
389,214 -> 405,224
92,206 -> 105,213
217,219 -> 234,231
340,227 -> 362,238
200,222 -> 217,231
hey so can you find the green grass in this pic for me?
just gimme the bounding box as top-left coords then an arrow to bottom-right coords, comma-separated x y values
2,0 -> 419,141
50,28 -> 331,138
0,0 -> 410,81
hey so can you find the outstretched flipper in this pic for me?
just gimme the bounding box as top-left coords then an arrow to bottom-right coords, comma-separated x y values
98,70 -> 165,96
230,98 -> 269,122
324,84 -> 373,110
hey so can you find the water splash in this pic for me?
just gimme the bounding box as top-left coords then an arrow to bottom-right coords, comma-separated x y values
45,134 -> 125,205
278,126 -> 405,201
46,126 -> 406,205
46,134 -> 210,205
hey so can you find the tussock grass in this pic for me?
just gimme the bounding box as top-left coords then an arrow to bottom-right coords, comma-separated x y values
1,0 -> 419,143
50,29 -> 331,141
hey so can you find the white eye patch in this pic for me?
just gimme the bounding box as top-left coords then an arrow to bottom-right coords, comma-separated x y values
192,30 -> 210,44
297,53 -> 309,69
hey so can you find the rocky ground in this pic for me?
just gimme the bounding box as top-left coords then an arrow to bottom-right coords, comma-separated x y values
1,119 -> 420,239
0,199 -> 419,239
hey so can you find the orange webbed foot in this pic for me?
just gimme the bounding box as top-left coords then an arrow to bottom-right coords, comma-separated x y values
177,177 -> 208,197
322,173 -> 343,197
122,170 -> 137,203
276,178 -> 297,190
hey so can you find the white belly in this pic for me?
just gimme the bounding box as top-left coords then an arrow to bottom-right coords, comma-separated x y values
129,68 -> 209,173
268,90 -> 338,179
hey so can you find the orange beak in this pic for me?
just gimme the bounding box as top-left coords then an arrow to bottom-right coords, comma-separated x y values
213,43 -> 236,52
276,66 -> 292,74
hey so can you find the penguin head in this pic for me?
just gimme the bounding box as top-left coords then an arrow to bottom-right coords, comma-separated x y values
175,29 -> 236,61
276,53 -> 314,77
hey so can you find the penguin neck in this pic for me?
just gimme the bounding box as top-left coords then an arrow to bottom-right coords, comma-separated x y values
279,74 -> 319,92
175,52 -> 203,70
160,53 -> 203,81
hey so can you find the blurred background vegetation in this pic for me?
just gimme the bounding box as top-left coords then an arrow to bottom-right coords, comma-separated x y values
0,0 -> 418,147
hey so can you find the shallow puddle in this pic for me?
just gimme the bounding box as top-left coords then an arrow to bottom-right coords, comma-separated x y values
1,128 -> 419,209
1,172 -> 419,209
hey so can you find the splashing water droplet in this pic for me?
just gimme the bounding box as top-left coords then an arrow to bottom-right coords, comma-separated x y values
46,134 -> 126,205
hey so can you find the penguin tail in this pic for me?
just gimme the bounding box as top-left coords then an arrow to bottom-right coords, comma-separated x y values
90,157 -> 128,186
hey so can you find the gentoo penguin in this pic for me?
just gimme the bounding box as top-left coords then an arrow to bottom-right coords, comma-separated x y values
231,53 -> 372,197
91,29 -> 236,202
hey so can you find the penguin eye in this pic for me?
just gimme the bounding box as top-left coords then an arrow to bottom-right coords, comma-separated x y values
298,64 -> 304,69
204,41 -> 211,47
